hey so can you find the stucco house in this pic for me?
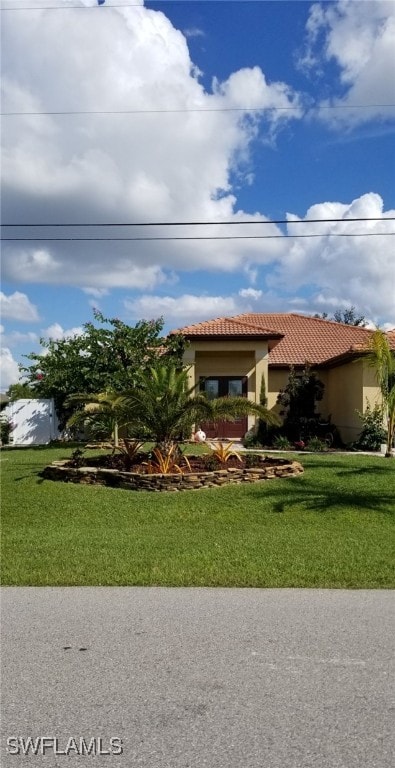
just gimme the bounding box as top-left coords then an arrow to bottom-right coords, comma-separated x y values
171,313 -> 395,444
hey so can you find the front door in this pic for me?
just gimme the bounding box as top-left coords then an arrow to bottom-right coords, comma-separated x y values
200,376 -> 248,439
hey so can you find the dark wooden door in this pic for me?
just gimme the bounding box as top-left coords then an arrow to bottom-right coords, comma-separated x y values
199,377 -> 248,439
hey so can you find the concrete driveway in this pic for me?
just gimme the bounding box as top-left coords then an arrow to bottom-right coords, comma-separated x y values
1,588 -> 394,767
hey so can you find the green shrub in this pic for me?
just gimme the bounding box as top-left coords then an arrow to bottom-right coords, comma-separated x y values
70,448 -> 86,467
273,435 -> 292,450
306,436 -> 329,452
244,453 -> 261,468
202,454 -> 218,471
0,418 -> 13,445
354,404 -> 386,451
242,428 -> 261,448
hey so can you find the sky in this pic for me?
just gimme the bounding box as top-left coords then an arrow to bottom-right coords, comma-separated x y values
1,0 -> 395,389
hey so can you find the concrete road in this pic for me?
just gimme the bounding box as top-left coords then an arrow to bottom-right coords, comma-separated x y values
1,588 -> 394,768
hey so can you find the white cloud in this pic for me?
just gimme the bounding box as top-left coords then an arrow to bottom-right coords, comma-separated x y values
82,287 -> 109,298
270,192 -> 395,325
0,347 -> 21,389
238,288 -> 263,300
41,323 -> 84,341
125,294 -> 240,325
0,291 -> 39,322
1,2 -> 300,290
183,27 -> 205,39
301,0 -> 395,125
0,329 -> 38,348
125,287 -> 281,327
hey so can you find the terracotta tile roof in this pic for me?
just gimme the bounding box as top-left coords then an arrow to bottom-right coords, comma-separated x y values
173,313 -> 377,366
171,315 -> 283,339
386,329 -> 395,350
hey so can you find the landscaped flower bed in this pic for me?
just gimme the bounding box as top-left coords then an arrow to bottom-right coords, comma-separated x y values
41,454 -> 303,492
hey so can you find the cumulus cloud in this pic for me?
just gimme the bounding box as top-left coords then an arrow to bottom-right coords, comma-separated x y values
0,329 -> 38,348
124,294 -> 240,325
270,192 -> 395,324
0,291 -> 39,322
82,287 -> 109,298
0,347 -> 21,389
300,0 -> 395,125
41,323 -> 84,341
238,288 -> 263,300
125,287 -> 276,327
1,2 -> 300,290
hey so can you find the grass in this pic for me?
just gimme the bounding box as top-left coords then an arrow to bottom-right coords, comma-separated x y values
1,445 -> 394,588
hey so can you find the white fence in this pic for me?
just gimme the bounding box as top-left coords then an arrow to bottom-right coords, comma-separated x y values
1,399 -> 60,445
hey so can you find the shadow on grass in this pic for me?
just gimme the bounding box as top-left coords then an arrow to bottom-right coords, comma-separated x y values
335,464 -> 395,477
260,475 -> 394,515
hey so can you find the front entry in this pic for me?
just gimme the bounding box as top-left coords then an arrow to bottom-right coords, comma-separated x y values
199,376 -> 248,439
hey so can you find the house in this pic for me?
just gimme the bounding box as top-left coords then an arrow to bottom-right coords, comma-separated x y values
171,313 -> 395,444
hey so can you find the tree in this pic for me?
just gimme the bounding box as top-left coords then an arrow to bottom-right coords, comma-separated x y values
256,372 -> 269,445
365,330 -> 395,457
6,383 -> 37,401
333,307 -> 367,326
314,307 -> 367,326
121,365 -> 280,451
277,364 -> 325,441
66,391 -> 130,446
20,311 -> 186,428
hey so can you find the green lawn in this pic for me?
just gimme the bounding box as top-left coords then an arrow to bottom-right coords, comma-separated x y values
1,446 -> 394,587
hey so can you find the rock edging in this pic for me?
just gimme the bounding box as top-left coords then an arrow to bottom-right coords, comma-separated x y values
41,457 -> 304,491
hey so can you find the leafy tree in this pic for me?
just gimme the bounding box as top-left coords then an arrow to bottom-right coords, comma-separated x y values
333,307 -> 367,326
20,311 -> 186,428
277,364 -> 325,441
364,330 -> 395,457
314,307 -> 367,326
6,383 -> 38,401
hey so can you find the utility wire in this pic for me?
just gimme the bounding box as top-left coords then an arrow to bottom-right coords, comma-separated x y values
2,104 -> 395,116
1,217 -> 394,227
0,2 -> 145,9
2,233 -> 394,241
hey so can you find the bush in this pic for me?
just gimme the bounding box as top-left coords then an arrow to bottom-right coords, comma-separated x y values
354,404 -> 386,451
244,453 -> 261,468
306,436 -> 329,452
273,435 -> 292,450
69,448 -> 86,467
0,418 -> 14,445
242,427 -> 262,448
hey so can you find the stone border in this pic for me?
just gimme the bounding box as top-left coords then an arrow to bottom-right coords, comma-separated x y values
41,456 -> 303,491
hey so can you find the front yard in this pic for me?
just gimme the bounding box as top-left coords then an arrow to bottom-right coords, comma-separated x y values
1,446 -> 394,588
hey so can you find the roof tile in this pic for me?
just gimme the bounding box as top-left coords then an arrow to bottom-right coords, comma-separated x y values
173,313 -> 378,366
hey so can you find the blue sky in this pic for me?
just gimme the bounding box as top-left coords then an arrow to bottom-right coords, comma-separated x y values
1,0 -> 395,388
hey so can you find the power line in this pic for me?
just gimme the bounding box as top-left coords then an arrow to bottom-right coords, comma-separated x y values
2,217 -> 394,227
2,232 -> 394,242
2,104 -> 395,116
0,2 -> 145,9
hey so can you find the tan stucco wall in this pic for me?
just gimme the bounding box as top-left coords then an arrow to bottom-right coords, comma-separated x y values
267,362 -> 382,445
326,360 -> 381,444
184,343 -> 383,445
183,340 -> 269,431
267,368 -> 330,417
267,369 -> 288,413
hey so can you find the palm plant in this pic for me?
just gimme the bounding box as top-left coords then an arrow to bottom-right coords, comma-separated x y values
123,365 -> 280,452
365,330 -> 395,457
66,390 -> 129,447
